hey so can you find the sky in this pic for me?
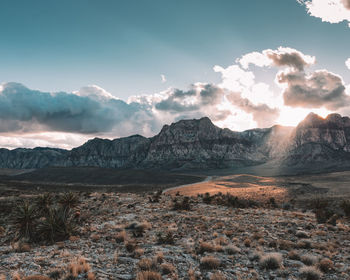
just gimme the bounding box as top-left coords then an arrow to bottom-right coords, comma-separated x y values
0,0 -> 350,149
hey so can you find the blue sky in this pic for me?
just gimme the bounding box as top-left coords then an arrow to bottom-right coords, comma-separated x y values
0,0 -> 348,97
0,0 -> 350,148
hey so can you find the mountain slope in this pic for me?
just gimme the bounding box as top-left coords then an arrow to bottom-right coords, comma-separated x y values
2,113 -> 350,174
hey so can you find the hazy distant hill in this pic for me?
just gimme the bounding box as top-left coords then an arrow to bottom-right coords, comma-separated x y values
2,113 -> 350,174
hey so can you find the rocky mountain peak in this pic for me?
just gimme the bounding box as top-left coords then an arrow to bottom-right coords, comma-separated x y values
3,113 -> 350,173
297,112 -> 350,129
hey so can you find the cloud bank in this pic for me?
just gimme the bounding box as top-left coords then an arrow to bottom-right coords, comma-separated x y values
277,69 -> 349,110
238,47 -> 316,71
1,46 -> 349,149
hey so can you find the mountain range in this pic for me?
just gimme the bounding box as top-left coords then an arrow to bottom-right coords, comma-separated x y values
2,112 -> 350,175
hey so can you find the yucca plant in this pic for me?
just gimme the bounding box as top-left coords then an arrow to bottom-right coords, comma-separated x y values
13,200 -> 38,240
37,206 -> 77,243
35,193 -> 53,214
58,192 -> 79,210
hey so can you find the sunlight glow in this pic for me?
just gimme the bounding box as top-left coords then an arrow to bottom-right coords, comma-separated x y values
276,107 -> 331,127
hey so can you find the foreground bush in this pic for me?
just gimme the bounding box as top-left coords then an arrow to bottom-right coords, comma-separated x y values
299,266 -> 322,280
13,201 -> 38,240
259,253 -> 282,270
37,206 -> 77,243
12,193 -> 79,243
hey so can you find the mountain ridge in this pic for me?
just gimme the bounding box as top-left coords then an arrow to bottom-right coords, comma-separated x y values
2,113 -> 350,174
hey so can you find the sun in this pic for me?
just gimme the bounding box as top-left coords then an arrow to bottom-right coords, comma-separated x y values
276,107 -> 331,127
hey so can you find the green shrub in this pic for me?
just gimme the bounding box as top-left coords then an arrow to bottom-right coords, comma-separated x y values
36,193 -> 53,214
59,192 -> 79,209
172,196 -> 191,211
37,206 -> 77,243
13,200 -> 38,240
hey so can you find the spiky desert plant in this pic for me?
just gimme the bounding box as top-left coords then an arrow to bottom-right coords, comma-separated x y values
58,192 -> 79,210
13,200 -> 38,240
37,206 -> 77,243
35,193 -> 53,214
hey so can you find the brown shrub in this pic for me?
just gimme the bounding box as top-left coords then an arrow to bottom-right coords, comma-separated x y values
115,231 -> 127,243
198,241 -> 215,254
200,256 -> 220,269
23,276 -> 51,280
259,253 -> 282,270
210,272 -> 226,280
160,263 -> 175,274
125,241 -> 137,253
278,240 -> 293,250
299,266 -> 322,280
243,238 -> 251,247
136,271 -> 162,280
318,258 -> 334,273
288,250 -> 300,261
138,258 -> 156,271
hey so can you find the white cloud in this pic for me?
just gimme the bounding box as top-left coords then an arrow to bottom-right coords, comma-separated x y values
238,47 -> 316,71
346,58 -> 350,69
300,0 -> 350,27
237,52 -> 271,69
213,65 -> 255,91
74,85 -> 116,100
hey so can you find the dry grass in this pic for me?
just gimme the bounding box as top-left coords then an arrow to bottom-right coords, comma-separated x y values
160,263 -> 175,274
301,254 -> 318,266
318,258 -> 334,273
299,266 -> 322,280
259,253 -> 282,270
23,276 -> 51,280
138,258 -> 155,271
198,241 -> 215,253
200,256 -> 221,269
136,271 -> 162,280
224,244 -> 240,255
114,230 -> 127,243
210,271 -> 226,280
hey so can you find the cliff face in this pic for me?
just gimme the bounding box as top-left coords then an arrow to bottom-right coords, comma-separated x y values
2,113 -> 350,172
55,135 -> 151,168
282,113 -> 350,167
142,117 -> 271,169
0,147 -> 67,169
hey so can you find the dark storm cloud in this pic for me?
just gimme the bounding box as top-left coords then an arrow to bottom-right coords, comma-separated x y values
0,82 -> 141,133
277,70 -> 350,110
155,84 -> 225,112
226,92 -> 280,127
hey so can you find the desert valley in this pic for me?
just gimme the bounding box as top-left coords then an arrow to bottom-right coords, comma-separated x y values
1,0 -> 350,279
1,114 -> 350,279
